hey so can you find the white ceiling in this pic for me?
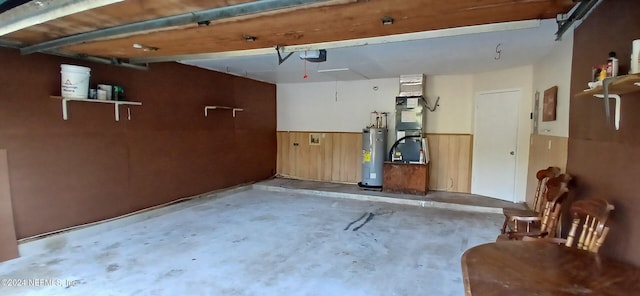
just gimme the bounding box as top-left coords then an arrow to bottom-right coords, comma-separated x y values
181,19 -> 560,84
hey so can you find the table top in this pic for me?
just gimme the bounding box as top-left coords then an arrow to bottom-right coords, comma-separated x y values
461,241 -> 640,296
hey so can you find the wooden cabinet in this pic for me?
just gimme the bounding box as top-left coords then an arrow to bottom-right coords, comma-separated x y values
383,162 -> 429,195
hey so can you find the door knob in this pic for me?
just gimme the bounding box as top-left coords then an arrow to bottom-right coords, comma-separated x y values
510,151 -> 515,155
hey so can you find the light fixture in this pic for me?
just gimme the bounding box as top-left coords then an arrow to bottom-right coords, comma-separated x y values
299,49 -> 327,62
243,35 -> 257,42
132,43 -> 158,52
317,68 -> 349,73
381,16 -> 394,25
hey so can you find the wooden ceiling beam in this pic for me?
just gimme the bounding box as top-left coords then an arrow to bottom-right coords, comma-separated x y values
0,0 -> 576,61
19,0 -> 338,55
129,20 -> 541,64
63,0 -> 575,60
0,0 -> 124,36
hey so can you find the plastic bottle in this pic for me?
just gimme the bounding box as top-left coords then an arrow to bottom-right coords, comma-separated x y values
599,66 -> 607,81
607,52 -> 619,77
631,40 -> 640,74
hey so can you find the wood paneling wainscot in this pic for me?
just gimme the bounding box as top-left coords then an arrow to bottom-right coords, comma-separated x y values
277,132 -> 361,183
425,134 -> 473,193
525,134 -> 568,208
277,132 -> 473,193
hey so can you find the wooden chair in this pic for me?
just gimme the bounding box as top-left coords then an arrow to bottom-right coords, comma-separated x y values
502,166 -> 561,218
523,197 -> 615,253
498,173 -> 571,240
565,198 -> 615,253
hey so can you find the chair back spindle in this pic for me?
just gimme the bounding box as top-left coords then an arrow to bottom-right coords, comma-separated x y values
565,198 -> 614,253
539,174 -> 571,237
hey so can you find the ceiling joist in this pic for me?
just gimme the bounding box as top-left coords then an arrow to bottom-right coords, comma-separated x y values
19,0 -> 333,55
0,0 -> 124,36
0,0 -> 576,68
130,19 -> 541,64
0,35 -> 147,70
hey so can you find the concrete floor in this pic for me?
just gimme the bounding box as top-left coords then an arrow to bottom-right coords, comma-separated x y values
0,183 -> 506,296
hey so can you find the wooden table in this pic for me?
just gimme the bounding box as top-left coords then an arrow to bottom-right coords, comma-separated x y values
461,241 -> 640,295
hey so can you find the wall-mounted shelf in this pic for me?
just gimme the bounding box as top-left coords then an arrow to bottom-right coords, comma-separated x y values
204,106 -> 244,118
575,73 -> 640,130
577,73 -> 640,97
51,96 -> 142,121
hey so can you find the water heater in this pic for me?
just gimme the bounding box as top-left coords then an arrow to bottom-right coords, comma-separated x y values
359,112 -> 388,188
359,128 -> 387,187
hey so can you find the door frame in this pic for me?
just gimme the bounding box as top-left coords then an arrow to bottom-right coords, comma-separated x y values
471,88 -> 522,202
0,149 -> 19,262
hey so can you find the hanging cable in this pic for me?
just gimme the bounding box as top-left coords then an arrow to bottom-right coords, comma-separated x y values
495,43 -> 502,60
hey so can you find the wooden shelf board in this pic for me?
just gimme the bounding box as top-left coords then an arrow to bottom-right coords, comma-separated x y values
576,73 -> 640,98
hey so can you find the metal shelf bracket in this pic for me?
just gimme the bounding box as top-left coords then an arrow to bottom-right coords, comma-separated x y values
593,94 -> 621,130
58,97 -> 142,121
204,106 -> 244,117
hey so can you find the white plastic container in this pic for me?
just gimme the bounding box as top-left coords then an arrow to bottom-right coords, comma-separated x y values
60,64 -> 91,98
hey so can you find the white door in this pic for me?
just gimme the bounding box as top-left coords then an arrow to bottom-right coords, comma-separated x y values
471,90 -> 520,202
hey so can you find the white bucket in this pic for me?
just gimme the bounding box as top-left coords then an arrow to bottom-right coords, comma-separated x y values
60,64 -> 91,98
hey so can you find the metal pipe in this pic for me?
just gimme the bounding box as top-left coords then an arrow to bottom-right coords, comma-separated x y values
46,50 -> 148,70
0,0 -> 124,36
0,38 -> 148,70
20,0 -> 332,55
0,38 -> 22,48
555,0 -> 600,41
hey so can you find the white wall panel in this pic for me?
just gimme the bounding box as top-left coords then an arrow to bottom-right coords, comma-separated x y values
277,78 -> 398,132
277,75 -> 475,134
533,28 -> 573,138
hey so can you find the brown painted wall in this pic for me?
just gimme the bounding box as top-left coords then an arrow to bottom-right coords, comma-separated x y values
0,47 -> 276,239
568,0 -> 640,265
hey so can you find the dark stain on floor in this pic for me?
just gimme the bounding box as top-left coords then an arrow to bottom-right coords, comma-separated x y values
45,258 -> 65,266
105,242 -> 121,250
107,263 -> 120,272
